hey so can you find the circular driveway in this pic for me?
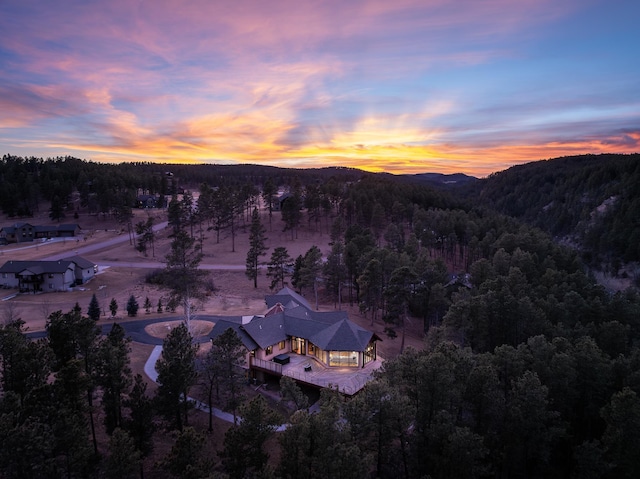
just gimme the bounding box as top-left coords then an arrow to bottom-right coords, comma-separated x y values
26,315 -> 234,344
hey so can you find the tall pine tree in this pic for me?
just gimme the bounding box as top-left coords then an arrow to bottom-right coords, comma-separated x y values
245,208 -> 268,288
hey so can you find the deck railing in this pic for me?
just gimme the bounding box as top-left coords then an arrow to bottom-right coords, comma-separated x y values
250,357 -> 283,375
250,356 -> 374,396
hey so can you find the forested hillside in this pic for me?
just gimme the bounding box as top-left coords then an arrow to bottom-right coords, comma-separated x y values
2,155 -> 640,478
0,155 -> 367,219
463,153 -> 640,271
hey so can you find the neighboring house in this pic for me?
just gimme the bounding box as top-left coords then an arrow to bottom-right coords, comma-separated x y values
209,287 -> 381,395
0,256 -> 97,292
0,222 -> 81,243
273,193 -> 291,211
52,224 -> 82,238
0,222 -> 35,243
136,194 -> 161,208
34,223 -> 82,239
273,193 -> 304,212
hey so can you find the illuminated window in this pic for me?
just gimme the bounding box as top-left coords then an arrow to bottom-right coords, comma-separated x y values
279,340 -> 286,350
329,351 -> 358,367
364,343 -> 376,365
265,345 -> 273,356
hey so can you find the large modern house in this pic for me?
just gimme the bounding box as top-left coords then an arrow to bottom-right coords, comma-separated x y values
209,287 -> 382,395
0,256 -> 97,292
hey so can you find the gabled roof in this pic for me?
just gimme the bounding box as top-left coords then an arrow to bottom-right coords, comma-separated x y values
210,288 -> 379,353
265,286 -> 312,310
0,256 -> 93,275
0,222 -> 34,234
8,222 -> 34,229
209,319 -> 259,351
242,314 -> 288,349
0,260 -> 74,275
63,256 -> 95,269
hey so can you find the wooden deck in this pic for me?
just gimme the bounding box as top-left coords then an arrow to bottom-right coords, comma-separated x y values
251,353 -> 383,395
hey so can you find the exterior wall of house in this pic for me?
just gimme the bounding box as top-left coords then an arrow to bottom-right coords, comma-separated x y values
30,269 -> 75,292
75,267 -> 95,284
47,269 -> 76,291
255,338 -> 289,361
1,272 -> 19,289
17,225 -> 34,242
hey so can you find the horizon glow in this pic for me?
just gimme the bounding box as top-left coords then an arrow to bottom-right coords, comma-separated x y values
1,0 -> 638,177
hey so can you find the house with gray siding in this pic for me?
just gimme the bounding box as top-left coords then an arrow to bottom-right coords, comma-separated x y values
0,256 -> 96,292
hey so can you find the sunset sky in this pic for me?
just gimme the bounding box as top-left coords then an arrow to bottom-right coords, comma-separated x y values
1,0 -> 638,177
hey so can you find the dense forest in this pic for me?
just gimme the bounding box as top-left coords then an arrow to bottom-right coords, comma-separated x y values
460,153 -> 640,271
1,154 -> 640,478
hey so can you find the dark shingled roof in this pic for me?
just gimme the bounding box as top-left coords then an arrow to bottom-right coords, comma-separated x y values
242,314 -> 288,349
265,286 -> 312,310
63,256 -> 95,269
209,319 -> 259,351
208,287 -> 379,353
0,259 -> 74,274
0,256 -> 94,275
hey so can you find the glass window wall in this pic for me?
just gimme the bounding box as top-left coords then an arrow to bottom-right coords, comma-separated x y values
329,351 -> 358,367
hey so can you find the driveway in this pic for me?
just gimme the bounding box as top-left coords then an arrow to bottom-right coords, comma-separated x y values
25,315 -> 223,345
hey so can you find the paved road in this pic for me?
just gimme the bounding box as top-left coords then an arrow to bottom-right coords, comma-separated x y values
97,261 -> 245,270
43,221 -> 170,261
39,221 -> 247,270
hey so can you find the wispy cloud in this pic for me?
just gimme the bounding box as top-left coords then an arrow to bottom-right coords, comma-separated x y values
0,0 -> 638,174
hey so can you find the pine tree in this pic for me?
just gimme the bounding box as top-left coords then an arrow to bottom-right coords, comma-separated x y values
95,323 -> 132,434
209,328 -> 246,423
109,298 -> 118,318
49,195 -> 65,222
221,396 -> 281,479
261,177 -> 277,231
245,208 -> 268,288
158,427 -> 213,479
155,323 -> 198,431
266,246 -> 293,291
126,295 -> 139,317
87,293 -> 101,321
144,297 -> 152,314
163,229 -> 209,329
123,374 -> 155,475
301,246 -> 323,310
104,429 -> 141,479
